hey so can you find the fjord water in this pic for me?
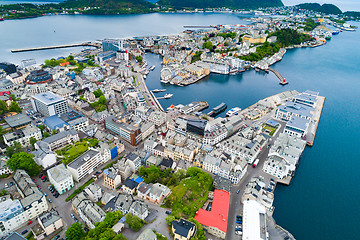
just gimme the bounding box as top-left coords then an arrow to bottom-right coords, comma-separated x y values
0,12 -> 359,239
145,22 -> 360,240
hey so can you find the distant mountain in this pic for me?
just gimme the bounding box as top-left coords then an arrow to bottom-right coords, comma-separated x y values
344,11 -> 360,18
296,3 -> 342,15
157,0 -> 283,9
58,0 -> 155,14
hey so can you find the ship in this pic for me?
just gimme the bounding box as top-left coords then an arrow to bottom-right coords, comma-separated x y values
164,94 -> 173,99
226,107 -> 242,117
149,65 -> 155,71
152,89 -> 165,93
208,102 -> 227,116
0,18 -> 4,21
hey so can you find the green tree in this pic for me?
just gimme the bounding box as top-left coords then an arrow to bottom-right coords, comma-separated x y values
93,89 -> 103,98
9,101 -> 22,113
202,41 -> 213,50
7,152 -> 41,177
37,125 -> 45,132
52,129 -> 58,135
43,132 -> 50,138
0,100 -> 8,115
68,55 -> 74,61
10,94 -> 18,101
125,213 -> 145,231
87,60 -> 94,66
165,215 -> 176,226
29,137 -> 37,147
66,222 -> 85,240
135,56 -> 143,63
98,96 -> 107,105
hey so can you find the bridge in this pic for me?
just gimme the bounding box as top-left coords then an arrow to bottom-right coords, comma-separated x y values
11,42 -> 100,53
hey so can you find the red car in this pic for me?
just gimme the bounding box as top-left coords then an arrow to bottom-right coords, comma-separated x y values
27,221 -> 33,225
32,179 -> 36,183
41,176 -> 45,180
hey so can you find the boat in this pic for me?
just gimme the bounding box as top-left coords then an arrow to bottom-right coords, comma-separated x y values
208,102 -> 227,116
325,36 -> 331,41
226,107 -> 242,117
164,94 -> 173,99
143,74 -> 147,79
0,18 -> 4,21
332,30 -> 340,35
152,89 -> 165,93
149,65 -> 155,71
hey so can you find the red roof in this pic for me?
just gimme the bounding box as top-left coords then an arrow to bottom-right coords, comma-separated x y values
194,189 -> 230,233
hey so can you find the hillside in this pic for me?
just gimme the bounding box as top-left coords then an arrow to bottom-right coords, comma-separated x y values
58,0 -> 155,14
296,3 -> 342,15
157,0 -> 283,9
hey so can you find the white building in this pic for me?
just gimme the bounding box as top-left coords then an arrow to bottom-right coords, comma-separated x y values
67,148 -> 103,182
242,200 -> 268,240
263,153 -> 291,180
84,183 -> 103,202
202,155 -> 221,174
13,170 -> 49,221
3,124 -> 42,147
35,129 -> 79,151
31,91 -> 69,117
0,199 -> 27,237
284,116 -> 310,138
47,164 -> 74,195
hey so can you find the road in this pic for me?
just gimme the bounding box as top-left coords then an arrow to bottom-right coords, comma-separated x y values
225,120 -> 286,240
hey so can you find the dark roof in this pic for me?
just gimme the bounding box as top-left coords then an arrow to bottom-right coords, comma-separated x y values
126,152 -> 139,162
172,219 -> 195,237
4,113 -> 31,128
5,232 -> 26,240
160,158 -> 173,168
123,178 -> 139,190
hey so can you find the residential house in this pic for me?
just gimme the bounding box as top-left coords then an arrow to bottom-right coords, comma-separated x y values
172,218 -> 196,240
47,164 -> 74,194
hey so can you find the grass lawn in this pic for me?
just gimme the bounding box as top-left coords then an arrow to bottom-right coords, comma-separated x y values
56,139 -> 98,165
263,124 -> 277,136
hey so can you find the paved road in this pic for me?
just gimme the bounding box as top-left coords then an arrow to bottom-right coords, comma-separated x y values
225,120 -> 286,240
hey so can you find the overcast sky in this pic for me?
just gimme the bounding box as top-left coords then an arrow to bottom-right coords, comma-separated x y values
282,0 -> 360,12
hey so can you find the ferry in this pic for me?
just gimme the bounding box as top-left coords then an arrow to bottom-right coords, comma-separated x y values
226,107 -> 242,117
149,65 -> 155,71
152,89 -> 165,93
208,102 -> 227,116
164,94 -> 173,99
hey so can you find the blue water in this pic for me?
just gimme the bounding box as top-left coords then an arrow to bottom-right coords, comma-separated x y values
0,13 -> 359,239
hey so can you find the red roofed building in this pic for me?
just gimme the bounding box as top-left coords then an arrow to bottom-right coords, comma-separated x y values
194,189 -> 230,239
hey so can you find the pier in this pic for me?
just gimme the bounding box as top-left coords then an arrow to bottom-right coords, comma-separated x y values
306,96 -> 325,146
268,68 -> 288,85
184,25 -> 215,28
11,42 -> 99,53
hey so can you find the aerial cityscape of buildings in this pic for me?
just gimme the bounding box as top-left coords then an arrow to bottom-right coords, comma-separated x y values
1,4 -> 355,240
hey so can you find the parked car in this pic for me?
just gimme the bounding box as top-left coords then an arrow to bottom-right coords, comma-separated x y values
21,230 -> 28,235
9,182 -> 13,186
70,213 -> 75,218
54,235 -> 60,240
84,227 -> 89,232
41,176 -> 45,180
27,221 -> 33,225
4,183 -> 8,188
165,211 -> 171,214
48,198 -> 52,203
32,179 -> 36,183
42,177 -> 47,182
236,189 -> 240,194
43,192 -> 47,196
55,193 -> 59,198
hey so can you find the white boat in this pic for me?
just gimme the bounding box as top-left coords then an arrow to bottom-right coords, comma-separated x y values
164,93 -> 173,99
149,65 -> 155,71
226,107 -> 242,117
152,89 -> 165,93
143,74 -> 147,79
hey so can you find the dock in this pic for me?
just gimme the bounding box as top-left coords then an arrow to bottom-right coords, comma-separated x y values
268,68 -> 288,85
306,96 -> 325,146
11,42 -> 99,53
184,25 -> 215,28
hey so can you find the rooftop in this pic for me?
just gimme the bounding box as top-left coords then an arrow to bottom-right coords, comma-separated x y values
4,113 -> 32,128
32,91 -> 65,105
67,149 -> 100,169
195,189 -> 230,233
